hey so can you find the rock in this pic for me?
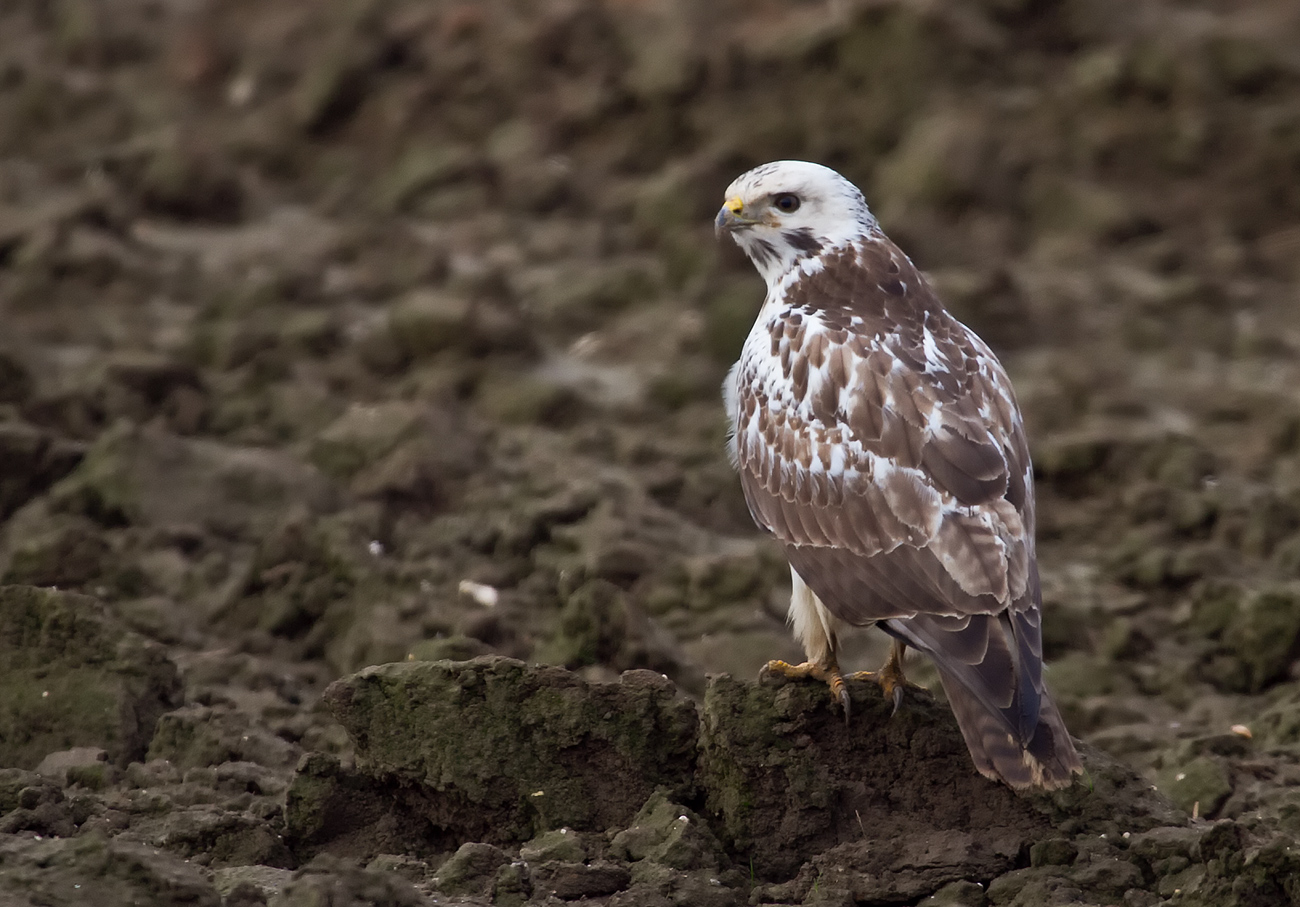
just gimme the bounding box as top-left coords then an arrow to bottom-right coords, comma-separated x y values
919,880 -> 989,906
220,515 -> 359,644
473,369 -> 585,427
618,861 -> 739,907
274,854 -> 428,907
376,143 -> 478,212
386,289 -> 472,359
284,752 -> 448,861
1028,740 -> 1187,835
0,768 -> 42,811
611,0 -> 701,102
211,865 -> 294,903
1029,836 -> 1078,868
147,704 -> 300,770
309,402 -> 427,480
388,287 -> 534,361
101,353 -> 210,433
0,585 -> 180,769
532,860 -> 632,899
1028,176 -> 1144,246
1127,824 -> 1202,878
982,865 -> 1079,906
697,672 -> 1051,881
48,422 -> 335,537
0,516 -> 114,589
318,657 -> 699,846
0,778 -> 77,837
0,834 -> 222,906
0,348 -> 34,404
609,790 -> 727,871
0,420 -> 84,520
1074,856 -> 1147,899
493,859 -> 533,907
797,832 -> 1026,905
330,406 -> 480,509
1221,585 -> 1300,693
434,842 -> 509,897
143,803 -> 293,868
487,118 -> 569,212
364,854 -> 431,883
520,828 -> 588,864
35,746 -> 111,786
1155,755 -> 1232,818
873,106 -> 993,221
405,635 -> 492,663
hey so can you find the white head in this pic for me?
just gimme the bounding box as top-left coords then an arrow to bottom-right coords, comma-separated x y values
715,160 -> 877,286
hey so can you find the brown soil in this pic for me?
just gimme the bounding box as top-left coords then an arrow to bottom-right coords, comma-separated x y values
3,1 -> 1300,905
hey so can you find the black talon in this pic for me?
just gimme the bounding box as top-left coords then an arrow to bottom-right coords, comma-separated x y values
891,684 -> 904,716
839,686 -> 852,724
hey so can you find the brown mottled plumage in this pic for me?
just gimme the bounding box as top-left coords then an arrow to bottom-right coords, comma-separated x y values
716,161 -> 1082,790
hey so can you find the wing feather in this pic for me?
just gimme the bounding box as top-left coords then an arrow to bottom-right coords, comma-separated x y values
733,237 -> 1030,615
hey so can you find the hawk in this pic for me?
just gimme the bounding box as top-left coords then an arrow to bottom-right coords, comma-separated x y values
716,160 -> 1082,790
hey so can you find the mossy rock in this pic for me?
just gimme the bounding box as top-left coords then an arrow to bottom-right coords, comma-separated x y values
1155,755 -> 1232,818
48,423 -> 335,537
308,402 -> 427,480
0,420 -> 83,520
609,789 -> 727,871
0,834 -> 222,907
697,673 -> 1049,882
0,516 -> 113,589
319,657 -> 699,846
284,752 -> 439,861
0,585 -> 180,769
1221,586 -> 1300,693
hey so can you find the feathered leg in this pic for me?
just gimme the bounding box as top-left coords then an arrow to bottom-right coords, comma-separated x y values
762,568 -> 851,716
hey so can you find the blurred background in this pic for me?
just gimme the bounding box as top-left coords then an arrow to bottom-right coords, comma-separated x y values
2,0 -> 1300,821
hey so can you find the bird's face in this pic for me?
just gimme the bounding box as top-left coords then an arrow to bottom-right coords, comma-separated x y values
715,160 -> 876,286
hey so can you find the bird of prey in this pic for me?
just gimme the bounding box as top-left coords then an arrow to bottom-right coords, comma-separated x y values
715,160 -> 1082,790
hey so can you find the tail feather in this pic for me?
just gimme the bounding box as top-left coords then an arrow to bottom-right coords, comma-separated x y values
933,662 -> 1082,789
886,608 -> 1083,790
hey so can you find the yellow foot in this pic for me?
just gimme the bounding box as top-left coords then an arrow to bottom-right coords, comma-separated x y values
845,641 -> 924,716
761,659 -> 851,720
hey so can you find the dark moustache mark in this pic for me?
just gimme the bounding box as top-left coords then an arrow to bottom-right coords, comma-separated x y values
783,227 -> 824,255
748,238 -> 778,267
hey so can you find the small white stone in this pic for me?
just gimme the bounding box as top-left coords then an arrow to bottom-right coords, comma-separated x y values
459,580 -> 500,608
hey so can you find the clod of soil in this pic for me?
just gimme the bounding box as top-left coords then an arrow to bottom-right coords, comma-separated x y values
274,655 -> 1300,905
0,585 -> 180,769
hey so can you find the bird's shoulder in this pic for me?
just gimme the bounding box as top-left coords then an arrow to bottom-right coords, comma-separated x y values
730,235 -> 1039,612
734,235 -> 1027,496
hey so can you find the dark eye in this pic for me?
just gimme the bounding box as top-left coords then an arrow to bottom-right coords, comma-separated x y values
773,193 -> 801,213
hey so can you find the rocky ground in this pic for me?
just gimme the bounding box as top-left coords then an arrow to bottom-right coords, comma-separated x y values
2,0 -> 1300,904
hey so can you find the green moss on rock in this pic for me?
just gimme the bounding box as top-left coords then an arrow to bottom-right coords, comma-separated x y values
0,834 -> 221,907
1155,755 -> 1232,818
321,657 -> 699,845
0,585 -> 180,769
1222,585 -> 1300,693
432,842 -> 507,897
698,672 -> 1049,881
308,402 -> 426,480
609,789 -> 727,871
520,827 -> 587,864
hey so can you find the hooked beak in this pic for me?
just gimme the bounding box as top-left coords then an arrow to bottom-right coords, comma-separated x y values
715,195 -> 757,238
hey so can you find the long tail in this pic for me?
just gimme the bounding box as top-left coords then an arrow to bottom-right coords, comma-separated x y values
887,610 -> 1083,790
933,661 -> 1081,789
